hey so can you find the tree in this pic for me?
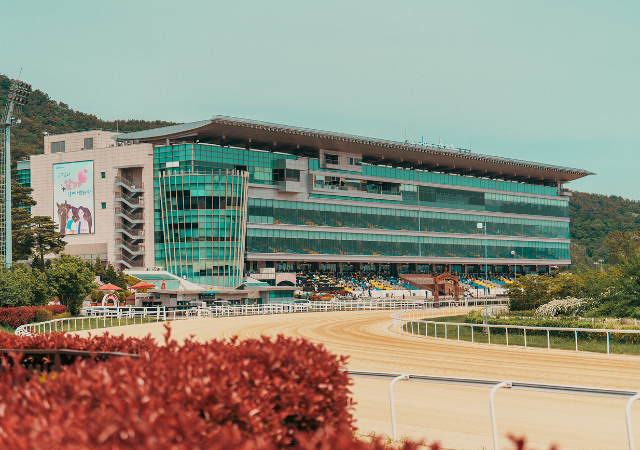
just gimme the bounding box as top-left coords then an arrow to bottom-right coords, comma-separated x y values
94,257 -> 106,278
47,254 -> 96,314
606,230 -> 640,264
507,275 -> 553,311
11,180 -> 37,261
0,263 -> 51,307
31,216 -> 66,274
103,263 -> 117,285
114,271 -> 128,290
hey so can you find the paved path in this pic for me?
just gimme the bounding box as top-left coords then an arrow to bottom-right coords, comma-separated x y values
76,309 -> 640,449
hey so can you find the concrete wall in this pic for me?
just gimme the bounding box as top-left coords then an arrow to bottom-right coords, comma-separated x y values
30,141 -> 155,268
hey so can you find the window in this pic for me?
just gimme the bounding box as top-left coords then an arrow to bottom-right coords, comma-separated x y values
325,154 -> 339,165
51,141 -> 65,153
101,172 -> 106,179
84,138 -> 93,150
101,202 -> 106,209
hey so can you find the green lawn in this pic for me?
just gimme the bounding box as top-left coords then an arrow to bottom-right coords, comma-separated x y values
28,316 -> 164,334
402,315 -> 640,356
0,324 -> 15,334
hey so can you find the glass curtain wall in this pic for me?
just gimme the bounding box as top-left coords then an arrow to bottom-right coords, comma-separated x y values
247,228 -> 569,261
157,170 -> 248,287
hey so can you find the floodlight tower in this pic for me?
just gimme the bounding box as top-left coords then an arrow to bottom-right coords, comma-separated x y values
1,79 -> 31,268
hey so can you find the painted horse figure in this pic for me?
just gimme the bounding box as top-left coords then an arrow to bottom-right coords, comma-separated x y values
56,201 -> 71,233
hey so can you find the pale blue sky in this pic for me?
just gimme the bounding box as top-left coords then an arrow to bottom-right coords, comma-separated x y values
3,1 -> 639,198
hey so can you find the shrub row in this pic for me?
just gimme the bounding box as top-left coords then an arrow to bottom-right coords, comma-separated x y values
0,305 -> 67,329
0,327 -> 427,449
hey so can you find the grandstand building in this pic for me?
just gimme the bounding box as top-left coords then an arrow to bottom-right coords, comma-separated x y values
22,116 -> 592,290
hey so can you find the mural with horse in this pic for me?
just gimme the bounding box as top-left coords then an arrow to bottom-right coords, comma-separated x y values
53,161 -> 95,235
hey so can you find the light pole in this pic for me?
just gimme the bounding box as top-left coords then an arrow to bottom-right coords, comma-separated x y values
511,250 -> 516,279
598,259 -> 604,273
477,222 -> 488,300
1,78 -> 31,268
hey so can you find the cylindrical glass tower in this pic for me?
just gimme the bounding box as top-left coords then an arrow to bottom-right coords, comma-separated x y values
157,169 -> 248,288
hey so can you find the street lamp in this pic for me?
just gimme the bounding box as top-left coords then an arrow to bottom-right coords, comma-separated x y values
598,259 -> 604,273
511,250 -> 516,278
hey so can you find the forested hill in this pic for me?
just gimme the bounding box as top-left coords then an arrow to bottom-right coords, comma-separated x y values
570,191 -> 640,265
0,74 -> 175,164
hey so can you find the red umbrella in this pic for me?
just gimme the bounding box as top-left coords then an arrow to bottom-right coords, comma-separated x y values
98,283 -> 123,291
129,281 -> 157,290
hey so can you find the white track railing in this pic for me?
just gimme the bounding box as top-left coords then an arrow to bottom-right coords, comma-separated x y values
347,369 -> 640,450
392,307 -> 640,355
16,307 -> 167,337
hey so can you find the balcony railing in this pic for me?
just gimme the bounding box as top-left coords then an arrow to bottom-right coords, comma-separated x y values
313,182 -> 401,196
114,208 -> 144,221
114,222 -> 145,237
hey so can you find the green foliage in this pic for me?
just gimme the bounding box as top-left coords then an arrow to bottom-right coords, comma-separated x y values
89,290 -> 105,303
103,263 -> 117,285
31,216 -> 66,273
46,254 -> 96,314
52,312 -> 72,320
11,180 -> 38,261
35,308 -> 53,322
94,257 -> 106,277
508,275 -> 553,311
570,191 -> 640,265
0,263 -> 51,307
589,249 -> 640,318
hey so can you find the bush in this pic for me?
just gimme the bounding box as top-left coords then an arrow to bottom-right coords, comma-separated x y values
34,308 -> 53,322
52,312 -> 72,320
0,328 -> 428,449
0,305 -> 67,329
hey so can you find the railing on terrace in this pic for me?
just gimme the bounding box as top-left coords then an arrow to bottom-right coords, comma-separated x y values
346,369 -> 640,449
391,308 -> 640,355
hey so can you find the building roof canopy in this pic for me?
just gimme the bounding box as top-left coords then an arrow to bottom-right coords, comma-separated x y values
116,116 -> 594,185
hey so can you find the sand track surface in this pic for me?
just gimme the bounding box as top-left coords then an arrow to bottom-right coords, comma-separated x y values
75,309 -> 640,449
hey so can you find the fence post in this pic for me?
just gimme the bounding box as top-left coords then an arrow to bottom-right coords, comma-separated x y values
524,329 -> 527,347
389,374 -> 410,442
506,328 -> 509,346
490,382 -> 511,450
547,330 -> 550,350
626,392 -> 640,450
575,330 -> 578,352
472,325 -> 474,343
607,332 -> 610,355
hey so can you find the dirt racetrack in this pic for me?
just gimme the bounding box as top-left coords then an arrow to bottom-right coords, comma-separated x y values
76,309 -> 640,449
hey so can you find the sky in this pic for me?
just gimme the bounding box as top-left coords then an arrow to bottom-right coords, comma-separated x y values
3,0 -> 639,199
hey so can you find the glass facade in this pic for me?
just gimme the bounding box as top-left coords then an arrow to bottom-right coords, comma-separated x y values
156,169 -> 248,287
247,228 -> 569,261
248,199 -> 569,239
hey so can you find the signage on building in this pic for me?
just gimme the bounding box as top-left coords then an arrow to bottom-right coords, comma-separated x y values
53,160 -> 95,234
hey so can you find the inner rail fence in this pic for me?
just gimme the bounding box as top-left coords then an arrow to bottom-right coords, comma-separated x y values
15,299 -> 506,337
392,308 -> 640,355
346,369 -> 640,450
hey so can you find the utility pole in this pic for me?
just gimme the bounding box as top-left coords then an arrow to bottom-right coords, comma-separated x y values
1,78 -> 31,268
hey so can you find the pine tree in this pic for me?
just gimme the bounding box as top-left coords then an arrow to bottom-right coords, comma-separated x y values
94,257 -> 106,279
11,180 -> 37,261
31,216 -> 66,274
104,263 -> 117,284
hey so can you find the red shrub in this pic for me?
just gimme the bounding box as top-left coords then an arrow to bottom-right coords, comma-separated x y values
0,327 -> 367,449
0,305 -> 67,329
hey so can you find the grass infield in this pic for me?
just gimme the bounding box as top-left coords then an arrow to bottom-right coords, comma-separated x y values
403,315 -> 640,356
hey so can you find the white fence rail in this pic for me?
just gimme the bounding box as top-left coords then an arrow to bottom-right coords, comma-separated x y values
15,299 -> 506,337
347,369 -> 640,450
15,307 -> 167,337
391,308 -> 640,355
